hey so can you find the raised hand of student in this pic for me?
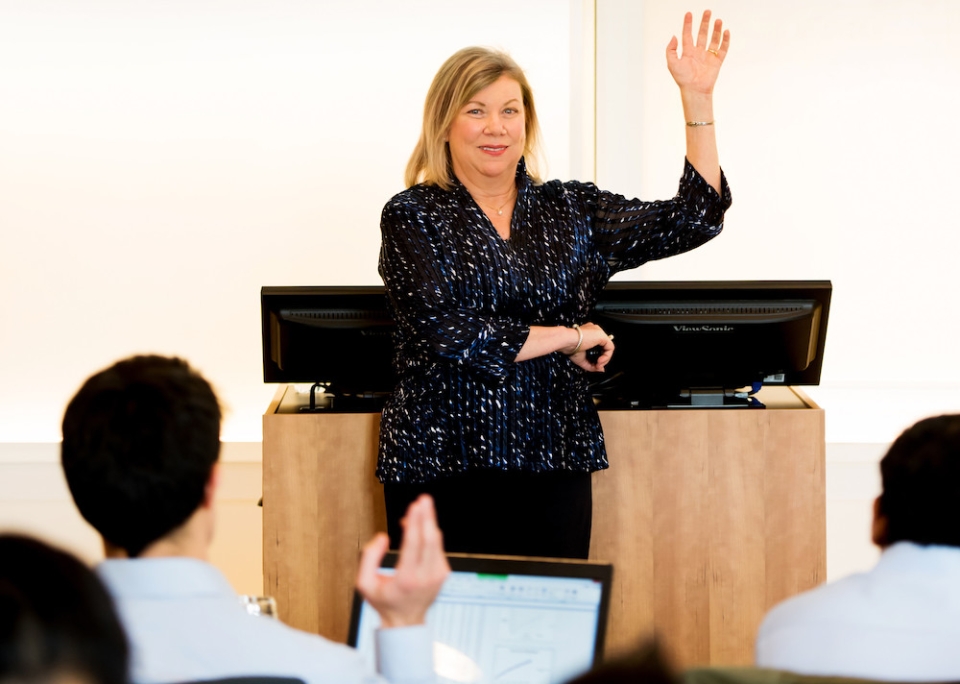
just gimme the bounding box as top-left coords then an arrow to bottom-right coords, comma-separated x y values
356,494 -> 450,628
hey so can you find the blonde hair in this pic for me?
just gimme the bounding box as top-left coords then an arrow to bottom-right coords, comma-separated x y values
405,47 -> 543,190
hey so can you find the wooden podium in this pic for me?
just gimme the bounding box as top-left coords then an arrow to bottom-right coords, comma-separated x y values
262,386 -> 825,668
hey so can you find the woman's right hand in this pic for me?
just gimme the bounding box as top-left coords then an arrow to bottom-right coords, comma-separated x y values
564,322 -> 615,373
515,323 -> 615,370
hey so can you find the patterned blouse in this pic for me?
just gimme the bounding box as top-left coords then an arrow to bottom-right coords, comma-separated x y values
377,158 -> 731,484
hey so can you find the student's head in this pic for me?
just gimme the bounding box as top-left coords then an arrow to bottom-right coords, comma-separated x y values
0,534 -> 129,684
565,640 -> 675,684
874,414 -> 960,548
61,355 -> 221,558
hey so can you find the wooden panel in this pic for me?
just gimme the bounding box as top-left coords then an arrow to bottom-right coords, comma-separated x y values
652,412 -> 711,666
263,408 -> 384,641
589,412 -> 657,655
263,387 -> 825,668
705,411 -> 766,666
763,409 -> 826,605
592,405 -> 825,667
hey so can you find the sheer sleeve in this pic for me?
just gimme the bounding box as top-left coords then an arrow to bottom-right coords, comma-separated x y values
378,197 -> 529,383
581,158 -> 731,273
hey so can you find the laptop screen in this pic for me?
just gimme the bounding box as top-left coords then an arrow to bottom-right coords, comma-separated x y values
347,553 -> 612,684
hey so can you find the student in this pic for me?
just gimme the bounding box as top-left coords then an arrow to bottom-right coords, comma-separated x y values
0,533 -> 129,684
756,414 -> 960,681
61,354 -> 449,684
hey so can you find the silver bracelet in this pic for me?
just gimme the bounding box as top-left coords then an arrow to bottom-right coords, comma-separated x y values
569,324 -> 584,355
686,120 -> 714,127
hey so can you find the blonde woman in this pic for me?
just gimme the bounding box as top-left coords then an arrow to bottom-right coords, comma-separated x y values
378,11 -> 731,558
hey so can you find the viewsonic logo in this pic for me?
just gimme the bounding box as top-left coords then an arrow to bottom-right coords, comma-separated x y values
672,325 -> 735,333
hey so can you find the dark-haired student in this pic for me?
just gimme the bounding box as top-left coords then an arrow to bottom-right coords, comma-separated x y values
60,354 -> 449,684
756,414 -> 960,681
565,641 -> 675,684
0,533 -> 129,684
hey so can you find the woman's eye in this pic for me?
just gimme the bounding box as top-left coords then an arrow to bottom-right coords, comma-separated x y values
467,109 -> 482,116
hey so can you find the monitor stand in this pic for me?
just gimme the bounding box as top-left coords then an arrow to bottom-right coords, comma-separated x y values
666,388 -> 765,409
297,382 -> 390,413
299,382 -> 334,411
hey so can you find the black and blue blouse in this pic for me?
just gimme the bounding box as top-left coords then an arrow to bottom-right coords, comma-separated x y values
377,158 -> 731,484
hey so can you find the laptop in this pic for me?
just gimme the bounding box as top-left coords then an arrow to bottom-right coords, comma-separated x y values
347,553 -> 613,684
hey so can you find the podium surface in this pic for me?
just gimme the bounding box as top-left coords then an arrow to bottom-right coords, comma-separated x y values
263,385 -> 824,667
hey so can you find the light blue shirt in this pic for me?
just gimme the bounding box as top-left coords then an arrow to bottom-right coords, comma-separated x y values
756,542 -> 960,681
97,557 -> 433,684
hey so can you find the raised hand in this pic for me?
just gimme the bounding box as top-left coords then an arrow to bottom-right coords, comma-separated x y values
666,10 -> 730,96
355,494 -> 450,629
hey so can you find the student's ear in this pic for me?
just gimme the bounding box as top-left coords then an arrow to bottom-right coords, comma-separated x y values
202,462 -> 221,510
102,539 -> 128,559
871,495 -> 889,548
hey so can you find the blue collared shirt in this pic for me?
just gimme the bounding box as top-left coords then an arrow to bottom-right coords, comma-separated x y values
97,557 -> 433,684
756,542 -> 960,681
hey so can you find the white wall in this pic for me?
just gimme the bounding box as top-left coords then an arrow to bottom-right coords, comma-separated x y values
3,0 -> 955,585
595,0 -> 960,443
9,1 -> 955,449
0,0 -> 586,444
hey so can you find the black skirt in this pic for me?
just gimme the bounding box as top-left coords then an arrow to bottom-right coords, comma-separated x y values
383,469 -> 592,559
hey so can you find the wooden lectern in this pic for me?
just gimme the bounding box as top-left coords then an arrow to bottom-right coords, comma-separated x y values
263,385 -> 824,668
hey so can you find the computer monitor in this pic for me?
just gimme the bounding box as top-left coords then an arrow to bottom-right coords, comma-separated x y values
587,280 -> 831,408
261,280 -> 831,410
347,553 -> 613,684
260,286 -> 396,407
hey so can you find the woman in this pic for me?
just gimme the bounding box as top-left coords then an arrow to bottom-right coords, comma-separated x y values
378,11 -> 732,558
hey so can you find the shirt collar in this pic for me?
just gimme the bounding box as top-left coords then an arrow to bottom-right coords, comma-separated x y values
96,557 -> 236,600
876,540 -> 960,574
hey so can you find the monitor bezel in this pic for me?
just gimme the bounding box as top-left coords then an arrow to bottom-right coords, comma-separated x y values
594,279 -> 832,388
261,284 -> 394,386
346,551 -> 613,669
261,280 -> 832,402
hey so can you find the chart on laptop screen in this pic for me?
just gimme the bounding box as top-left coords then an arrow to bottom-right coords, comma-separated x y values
349,559 -> 611,684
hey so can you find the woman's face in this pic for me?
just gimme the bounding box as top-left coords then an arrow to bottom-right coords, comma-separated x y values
446,75 -> 525,188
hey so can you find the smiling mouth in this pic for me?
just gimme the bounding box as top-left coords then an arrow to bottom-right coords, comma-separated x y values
480,146 -> 508,153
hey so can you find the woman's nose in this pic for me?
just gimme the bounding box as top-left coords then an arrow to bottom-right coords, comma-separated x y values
484,114 -> 505,135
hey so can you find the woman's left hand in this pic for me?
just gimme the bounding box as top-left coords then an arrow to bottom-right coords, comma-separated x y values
666,10 -> 730,96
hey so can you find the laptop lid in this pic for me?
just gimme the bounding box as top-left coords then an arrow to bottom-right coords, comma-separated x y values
347,553 -> 613,683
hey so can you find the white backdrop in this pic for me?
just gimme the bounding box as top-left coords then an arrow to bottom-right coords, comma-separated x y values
2,0 -> 959,449
0,0 -> 586,443
595,0 -> 960,442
